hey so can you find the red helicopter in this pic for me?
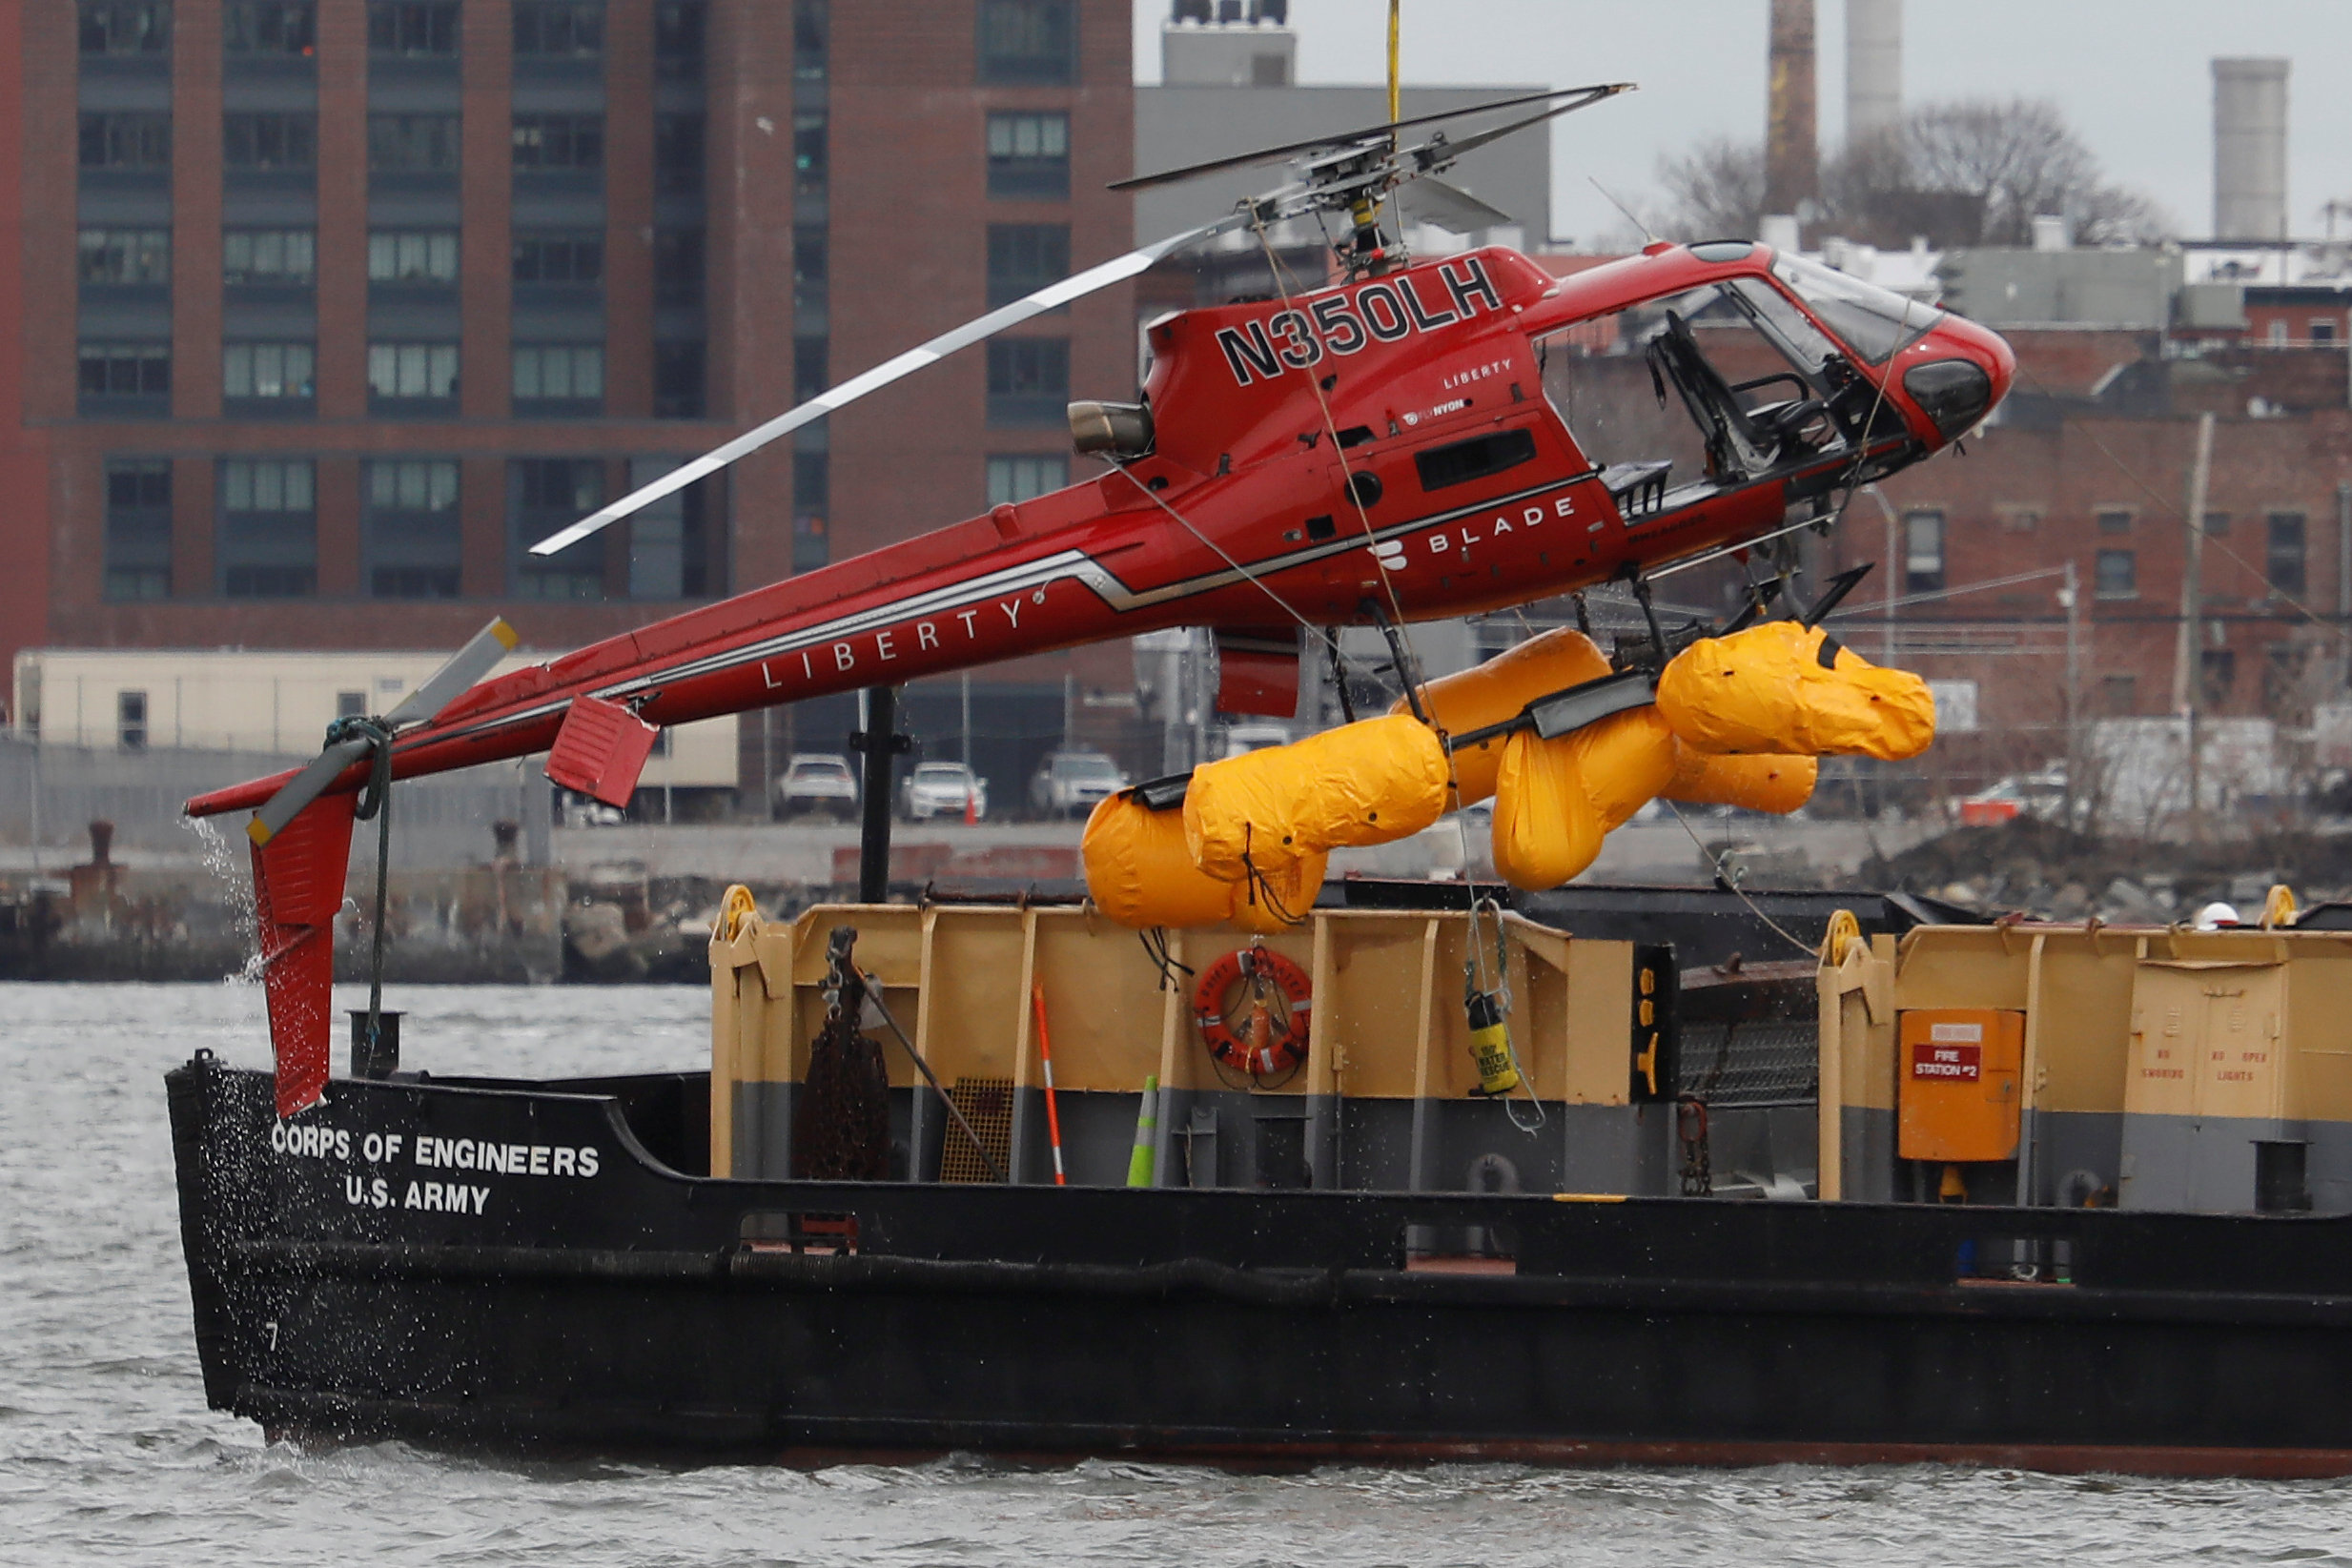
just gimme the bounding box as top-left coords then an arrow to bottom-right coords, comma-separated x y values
186,83 -> 2016,1114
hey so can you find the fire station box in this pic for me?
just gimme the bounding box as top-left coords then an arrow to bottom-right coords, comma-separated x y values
1897,1008 -> 2025,1163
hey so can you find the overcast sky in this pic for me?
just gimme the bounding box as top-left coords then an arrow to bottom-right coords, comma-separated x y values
1132,0 -> 2352,247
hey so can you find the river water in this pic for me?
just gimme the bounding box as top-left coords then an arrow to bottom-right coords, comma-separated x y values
4,981 -> 2349,1565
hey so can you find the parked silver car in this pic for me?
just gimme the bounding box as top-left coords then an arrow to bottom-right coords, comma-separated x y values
1028,750 -> 1128,819
773,753 -> 858,820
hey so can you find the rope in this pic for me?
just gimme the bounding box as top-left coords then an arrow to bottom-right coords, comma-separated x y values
325,713 -> 398,1065
1660,798 -> 1822,960
1104,458 -> 1342,660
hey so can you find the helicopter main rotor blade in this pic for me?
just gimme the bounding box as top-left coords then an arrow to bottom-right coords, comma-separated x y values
529,215 -> 1246,559
1406,82 -> 1634,173
1111,85 -> 1585,193
1393,174 -> 1514,234
382,617 -> 520,726
248,617 -> 520,845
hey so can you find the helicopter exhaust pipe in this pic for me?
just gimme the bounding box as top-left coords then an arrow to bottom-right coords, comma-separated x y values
1069,400 -> 1156,459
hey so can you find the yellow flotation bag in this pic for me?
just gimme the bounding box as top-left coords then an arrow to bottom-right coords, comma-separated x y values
1656,621 -> 1934,761
1490,707 -> 1682,890
1399,627 -> 1610,806
1082,793 -> 1234,929
1664,744 -> 1817,814
1082,793 -> 1328,930
1184,712 -> 1449,881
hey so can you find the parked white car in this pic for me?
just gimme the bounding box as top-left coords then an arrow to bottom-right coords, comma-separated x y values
773,753 -> 858,820
1029,750 -> 1128,819
900,762 -> 987,822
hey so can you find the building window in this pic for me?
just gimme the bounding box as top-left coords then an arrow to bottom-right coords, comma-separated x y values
2095,507 -> 2132,535
367,341 -> 459,405
2098,674 -> 2137,716
222,228 -> 314,285
978,0 -> 1074,84
987,112 -> 1070,200
511,233 -> 603,284
654,228 -> 704,305
2095,548 -> 2137,601
793,0 -> 827,81
793,112 -> 828,197
793,336 -> 828,403
368,113 -> 460,173
104,458 -> 173,601
2200,648 -> 2236,706
512,115 -> 604,171
512,344 -> 604,413
793,452 -> 828,573
368,1 -> 459,55
655,1 -> 705,77
79,3 -> 171,55
2267,511 -> 2307,598
223,341 -> 316,402
513,1 -> 603,56
654,341 -> 706,418
986,224 -> 1070,308
986,338 -> 1068,425
78,113 -> 172,171
1995,506 -> 2039,535
223,112 -> 317,170
511,458 -> 605,599
2203,510 -> 2230,537
1898,509 -> 1943,594
2266,319 -> 2289,347
368,229 -> 460,285
790,225 -> 826,310
216,458 -> 317,599
2315,319 -> 2340,345
654,113 -> 705,195
988,454 -> 1068,506
78,342 -> 171,405
222,2 -> 314,54
624,457 -> 711,600
117,691 -> 148,751
337,690 -> 367,718
364,458 -> 461,599
78,228 -> 171,286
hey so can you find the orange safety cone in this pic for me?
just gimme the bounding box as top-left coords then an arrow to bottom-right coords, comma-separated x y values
963,784 -> 978,826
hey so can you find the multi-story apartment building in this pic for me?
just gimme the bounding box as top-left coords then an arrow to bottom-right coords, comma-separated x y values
1,0 -> 1138,806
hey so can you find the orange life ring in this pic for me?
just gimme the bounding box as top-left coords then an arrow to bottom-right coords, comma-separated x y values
1194,944 -> 1313,1077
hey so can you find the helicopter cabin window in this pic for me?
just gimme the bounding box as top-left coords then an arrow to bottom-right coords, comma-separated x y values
1413,428 -> 1537,493
1538,273 -> 1887,517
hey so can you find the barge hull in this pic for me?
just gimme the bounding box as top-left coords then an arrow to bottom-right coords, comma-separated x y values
170,1058 -> 2352,1475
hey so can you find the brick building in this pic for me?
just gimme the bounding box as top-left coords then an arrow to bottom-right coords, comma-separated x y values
1835,329 -> 2352,799
2,0 -> 1139,805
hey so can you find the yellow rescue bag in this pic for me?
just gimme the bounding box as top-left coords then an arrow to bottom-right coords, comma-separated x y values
1399,627 -> 1610,806
1082,794 -> 1327,931
1655,621 -> 1934,761
1489,708 -> 1681,890
1081,794 -> 1234,929
1184,713 -> 1449,881
1664,743 -> 1817,814
1227,848 -> 1328,935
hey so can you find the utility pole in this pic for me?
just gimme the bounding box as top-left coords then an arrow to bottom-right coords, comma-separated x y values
2059,559 -> 2080,824
2173,412 -> 2217,830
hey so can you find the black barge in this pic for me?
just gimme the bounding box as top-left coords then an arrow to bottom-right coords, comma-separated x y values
166,882 -> 2352,1475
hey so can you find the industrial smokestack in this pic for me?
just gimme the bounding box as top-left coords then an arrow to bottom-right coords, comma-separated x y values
1766,0 -> 1818,217
1846,0 -> 1901,144
2213,58 -> 2289,242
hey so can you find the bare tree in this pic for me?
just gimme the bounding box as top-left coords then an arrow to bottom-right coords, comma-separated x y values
1657,134 -> 1766,241
1655,97 -> 2168,250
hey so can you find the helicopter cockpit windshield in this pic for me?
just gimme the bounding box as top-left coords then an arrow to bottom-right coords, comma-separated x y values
1540,271 -> 1916,522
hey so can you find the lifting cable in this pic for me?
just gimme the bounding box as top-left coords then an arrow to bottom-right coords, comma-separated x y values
1661,797 -> 1822,960
329,713 -> 399,1067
